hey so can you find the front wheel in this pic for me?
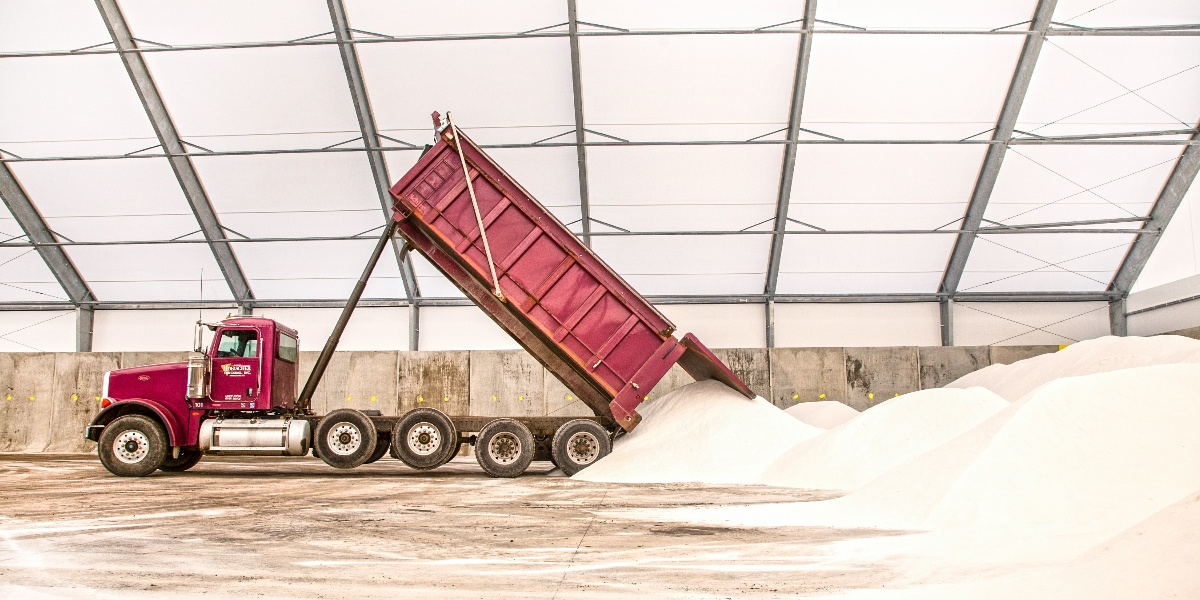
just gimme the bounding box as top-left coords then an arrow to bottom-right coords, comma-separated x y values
314,409 -> 378,469
551,419 -> 612,476
159,449 -> 202,472
97,414 -> 169,477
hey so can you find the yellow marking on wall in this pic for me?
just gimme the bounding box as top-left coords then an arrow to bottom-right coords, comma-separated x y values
819,393 -> 826,399
518,395 -> 524,401
370,395 -> 377,403
29,395 -> 35,401
792,393 -> 798,400
868,392 -> 874,400
1058,344 -> 1068,350
71,394 -> 78,402
95,396 -> 101,402
5,394 -> 10,401
894,393 -> 900,397
443,396 -> 448,402
346,396 -> 352,402
492,395 -> 497,402
417,396 -> 424,403
566,395 -> 573,401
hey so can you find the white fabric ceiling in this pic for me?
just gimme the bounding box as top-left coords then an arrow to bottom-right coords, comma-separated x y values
0,0 -> 1197,306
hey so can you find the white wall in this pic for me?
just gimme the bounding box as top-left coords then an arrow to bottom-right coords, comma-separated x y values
1127,274 -> 1200,336
951,301 -> 1110,346
0,311 -> 77,352
772,302 -> 942,347
657,303 -> 764,348
417,306 -> 521,351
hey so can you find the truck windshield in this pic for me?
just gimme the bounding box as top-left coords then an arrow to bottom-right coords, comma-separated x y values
216,329 -> 257,358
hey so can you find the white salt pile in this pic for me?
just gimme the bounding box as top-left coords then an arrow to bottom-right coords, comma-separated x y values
947,334 -> 1200,401
758,387 -> 1007,491
573,380 -> 822,485
614,363 -> 1200,566
784,400 -> 859,429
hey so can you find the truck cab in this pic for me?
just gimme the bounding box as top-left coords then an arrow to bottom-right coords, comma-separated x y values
86,317 -> 306,476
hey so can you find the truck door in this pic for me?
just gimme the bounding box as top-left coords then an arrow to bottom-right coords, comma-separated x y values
210,327 -> 261,409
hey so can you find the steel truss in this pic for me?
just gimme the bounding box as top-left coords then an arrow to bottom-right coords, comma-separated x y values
0,3 -> 1196,350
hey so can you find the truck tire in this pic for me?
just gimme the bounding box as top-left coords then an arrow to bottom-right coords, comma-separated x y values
551,419 -> 611,476
365,433 -> 391,464
314,409 -> 378,469
475,419 -> 535,478
97,414 -> 168,477
159,449 -> 202,472
391,408 -> 457,470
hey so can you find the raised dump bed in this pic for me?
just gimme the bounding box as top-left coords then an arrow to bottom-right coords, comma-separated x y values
390,113 -> 754,431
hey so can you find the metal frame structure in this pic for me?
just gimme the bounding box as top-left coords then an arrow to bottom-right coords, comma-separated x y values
326,0 -> 421,350
95,0 -> 255,314
1,2 -> 1198,351
938,0 -> 1058,345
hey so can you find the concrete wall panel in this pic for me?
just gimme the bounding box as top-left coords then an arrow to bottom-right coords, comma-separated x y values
918,346 -> 989,390
713,348 -> 770,398
468,351 -> 544,419
989,345 -> 1057,365
644,363 -> 693,402
844,347 -> 920,411
397,351 -> 470,416
341,352 -> 399,415
769,347 -> 845,408
542,370 -> 601,419
297,350 -> 351,415
119,352 -> 189,369
0,353 -> 59,452
48,353 -> 120,453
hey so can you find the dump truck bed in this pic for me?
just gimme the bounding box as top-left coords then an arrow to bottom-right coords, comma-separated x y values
389,115 -> 753,430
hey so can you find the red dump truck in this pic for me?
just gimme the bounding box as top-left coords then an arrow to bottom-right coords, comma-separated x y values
86,114 -> 753,478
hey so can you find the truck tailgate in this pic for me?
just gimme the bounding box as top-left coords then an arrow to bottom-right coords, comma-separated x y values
390,117 -> 753,430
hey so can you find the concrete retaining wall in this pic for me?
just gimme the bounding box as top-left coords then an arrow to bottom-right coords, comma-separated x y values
0,344 -> 1058,454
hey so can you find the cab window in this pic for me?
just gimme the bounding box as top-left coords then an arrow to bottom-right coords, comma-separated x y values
278,333 -> 298,363
216,329 -> 257,358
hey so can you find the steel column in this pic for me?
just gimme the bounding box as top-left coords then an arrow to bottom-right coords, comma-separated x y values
1108,297 -> 1128,336
0,162 -> 96,313
94,0 -> 255,311
76,305 -> 94,351
567,0 -> 593,245
764,0 -> 819,299
1109,125 -> 1200,296
940,299 -> 954,346
327,0 -> 421,320
939,0 -> 1058,298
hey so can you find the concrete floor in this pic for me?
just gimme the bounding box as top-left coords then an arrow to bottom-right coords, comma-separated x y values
0,455 -> 901,599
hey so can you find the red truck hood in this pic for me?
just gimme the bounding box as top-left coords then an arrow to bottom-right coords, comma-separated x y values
107,362 -> 188,403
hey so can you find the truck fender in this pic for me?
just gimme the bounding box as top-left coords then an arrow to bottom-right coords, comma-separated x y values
85,399 -> 186,446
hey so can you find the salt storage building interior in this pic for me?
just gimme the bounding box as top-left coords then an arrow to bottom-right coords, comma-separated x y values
0,1 -> 1198,599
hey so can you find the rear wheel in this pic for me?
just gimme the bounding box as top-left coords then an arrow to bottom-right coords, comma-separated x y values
159,449 -> 202,472
475,419 -> 534,478
551,419 -> 611,476
97,414 -> 168,477
314,409 -> 378,469
391,408 -> 458,470
365,433 -> 391,464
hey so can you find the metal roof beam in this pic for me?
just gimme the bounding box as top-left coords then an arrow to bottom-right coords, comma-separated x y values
764,0 -> 818,336
1109,125 -> 1200,296
939,0 -> 1058,343
0,163 -> 97,350
94,0 -> 254,311
327,0 -> 420,349
567,0 -> 592,245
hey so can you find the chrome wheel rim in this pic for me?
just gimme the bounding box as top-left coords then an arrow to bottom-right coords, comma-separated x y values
406,422 -> 441,456
566,431 -> 600,465
327,422 -> 362,456
113,430 -> 150,464
487,432 -> 521,465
